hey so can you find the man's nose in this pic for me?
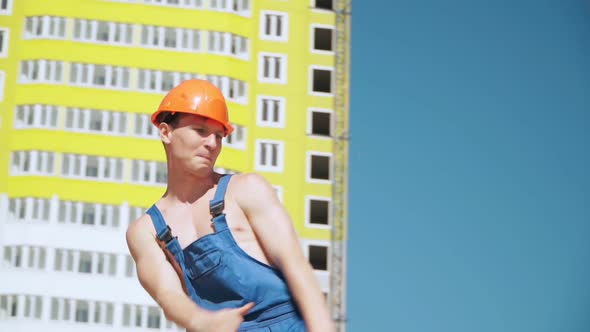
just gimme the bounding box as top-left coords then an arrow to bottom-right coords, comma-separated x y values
204,133 -> 218,149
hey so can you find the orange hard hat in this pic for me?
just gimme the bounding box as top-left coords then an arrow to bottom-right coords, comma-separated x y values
151,79 -> 234,136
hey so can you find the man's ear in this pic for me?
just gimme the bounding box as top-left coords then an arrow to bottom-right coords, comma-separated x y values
159,123 -> 173,144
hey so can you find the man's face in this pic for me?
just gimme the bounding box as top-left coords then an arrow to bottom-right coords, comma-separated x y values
165,114 -> 225,175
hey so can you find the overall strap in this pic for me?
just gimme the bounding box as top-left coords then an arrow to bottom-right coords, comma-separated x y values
209,175 -> 232,227
146,205 -> 190,296
146,205 -> 175,244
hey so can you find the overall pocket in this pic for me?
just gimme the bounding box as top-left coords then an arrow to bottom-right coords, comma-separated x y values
186,249 -> 222,280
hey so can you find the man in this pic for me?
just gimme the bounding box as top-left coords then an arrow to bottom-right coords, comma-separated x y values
126,79 -> 334,332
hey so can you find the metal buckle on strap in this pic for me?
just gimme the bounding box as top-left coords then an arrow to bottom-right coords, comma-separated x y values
210,201 -> 225,217
158,225 -> 174,244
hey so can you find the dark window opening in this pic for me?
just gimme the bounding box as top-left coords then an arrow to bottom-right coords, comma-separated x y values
311,111 -> 331,136
310,155 -> 330,180
315,0 -> 333,10
312,69 -> 332,93
309,199 -> 329,225
314,27 -> 333,51
309,245 -> 328,270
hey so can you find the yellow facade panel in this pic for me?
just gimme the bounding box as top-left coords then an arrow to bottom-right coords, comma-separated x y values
6,176 -> 163,206
21,0 -> 254,34
13,85 -> 156,112
18,42 -> 250,79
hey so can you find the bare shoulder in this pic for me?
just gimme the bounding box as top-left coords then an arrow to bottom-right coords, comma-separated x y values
127,213 -> 154,237
126,213 -> 157,257
229,172 -> 272,189
228,173 -> 277,203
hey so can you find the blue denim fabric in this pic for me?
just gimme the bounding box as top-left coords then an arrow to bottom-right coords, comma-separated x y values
147,175 -> 306,331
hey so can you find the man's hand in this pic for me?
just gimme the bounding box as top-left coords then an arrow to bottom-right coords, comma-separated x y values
188,302 -> 254,332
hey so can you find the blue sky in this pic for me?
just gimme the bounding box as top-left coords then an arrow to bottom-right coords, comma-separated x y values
347,1 -> 590,331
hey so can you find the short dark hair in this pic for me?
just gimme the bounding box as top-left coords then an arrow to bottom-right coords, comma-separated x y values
155,111 -> 183,128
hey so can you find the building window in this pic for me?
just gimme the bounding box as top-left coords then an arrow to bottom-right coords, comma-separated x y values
48,297 -> 114,325
122,304 -> 166,328
31,198 -> 50,222
308,244 -> 328,271
7,197 -> 51,223
74,300 -> 89,322
140,25 -> 201,51
81,204 -> 96,225
306,197 -> 331,227
7,198 -> 26,222
142,0 -> 203,8
209,0 -> 229,11
210,0 -> 250,15
2,294 -> 17,318
128,206 -> 146,225
10,151 -> 55,176
58,201 -> 120,228
24,16 -> 67,39
255,140 -> 284,172
134,113 -> 160,139
314,0 -> 333,10
73,19 -> 133,45
1,0 -> 13,14
0,27 -> 8,57
138,69 -> 197,93
14,105 -> 59,129
121,304 -> 131,326
224,124 -> 246,149
2,245 -> 47,269
308,109 -> 332,137
147,307 -> 161,328
260,11 -> 288,41
257,96 -> 285,128
229,78 -> 247,104
0,295 -> 43,319
235,0 -> 250,15
307,152 -> 332,182
208,31 -> 229,54
54,248 -> 116,276
61,154 -> 124,182
131,160 -> 167,186
206,31 -> 247,58
69,63 -> 131,90
310,66 -> 333,95
224,78 -> 248,104
50,297 -> 76,321
206,75 -> 247,104
25,295 -> 43,319
64,107 -> 127,135
78,252 -> 92,273
258,53 -> 287,84
230,34 -> 248,59
123,304 -> 145,327
125,255 -> 136,278
19,60 -> 64,84
23,198 -> 50,222
312,25 -> 334,52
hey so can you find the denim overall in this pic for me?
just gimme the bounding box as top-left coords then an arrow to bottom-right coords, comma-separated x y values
146,174 -> 306,331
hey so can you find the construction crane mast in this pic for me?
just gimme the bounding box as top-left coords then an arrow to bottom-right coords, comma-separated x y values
330,0 -> 351,331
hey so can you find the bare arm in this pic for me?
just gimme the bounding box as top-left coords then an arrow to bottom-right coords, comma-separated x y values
235,174 -> 335,332
126,217 -> 252,332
